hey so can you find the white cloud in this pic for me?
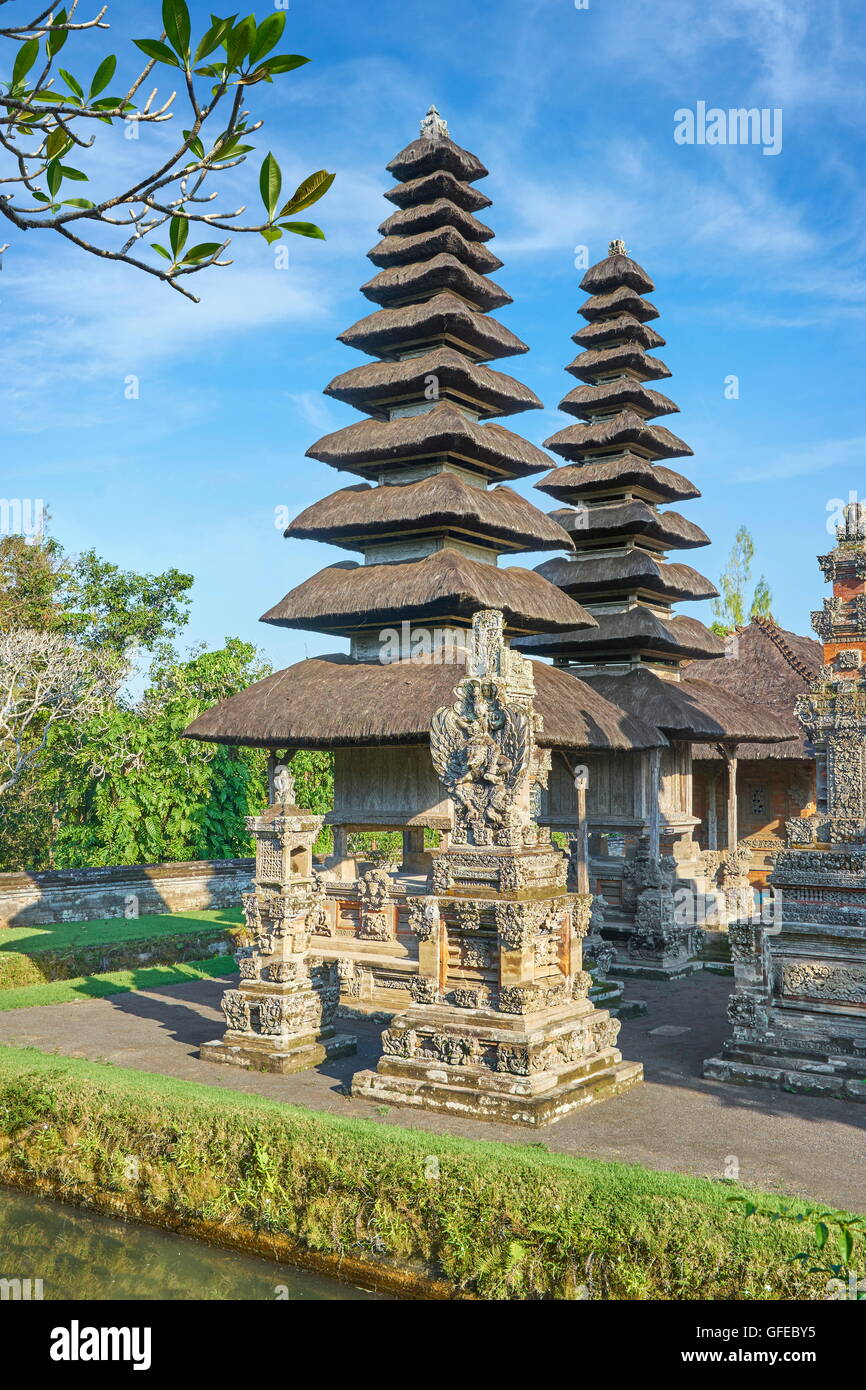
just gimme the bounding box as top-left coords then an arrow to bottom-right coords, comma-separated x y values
735,433 -> 866,483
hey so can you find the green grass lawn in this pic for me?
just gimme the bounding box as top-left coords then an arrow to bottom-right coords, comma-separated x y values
0,907 -> 243,955
0,955 -> 237,1011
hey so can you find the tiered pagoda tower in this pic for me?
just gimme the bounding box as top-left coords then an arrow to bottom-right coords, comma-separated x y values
515,242 -> 787,961
186,114 -> 660,1014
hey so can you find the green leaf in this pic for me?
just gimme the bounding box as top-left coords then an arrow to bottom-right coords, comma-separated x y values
46,160 -> 63,197
45,127 -> 71,159
259,226 -> 282,244
839,1228 -> 855,1264
162,0 -> 192,59
182,130 -> 206,159
279,221 -> 326,240
251,53 -> 309,80
194,17 -> 233,62
62,198 -> 96,209
278,169 -> 334,217
259,152 -> 281,220
226,15 -> 256,69
181,242 -> 223,263
90,55 -> 117,98
249,12 -> 286,63
169,213 -> 189,259
12,38 -> 40,88
151,244 -> 172,260
58,68 -> 85,100
815,1222 -> 829,1249
133,38 -> 182,69
59,165 -> 88,182
47,10 -> 69,59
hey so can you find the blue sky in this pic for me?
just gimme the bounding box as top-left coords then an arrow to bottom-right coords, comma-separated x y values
4,0 -> 866,674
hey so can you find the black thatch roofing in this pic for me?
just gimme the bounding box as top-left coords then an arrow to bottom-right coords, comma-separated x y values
184,653 -> 665,753
306,402 -> 553,482
579,250 -> 654,296
580,286 -> 658,323
549,501 -> 709,549
338,291 -> 528,363
386,134 -> 488,184
325,347 -> 541,420
534,552 -> 718,603
383,169 -> 492,212
545,412 -> 692,462
536,457 -> 701,505
565,345 -> 671,384
261,550 -> 596,636
559,380 -> 678,421
285,475 -> 574,553
367,226 -> 502,272
378,198 -> 494,242
360,254 -> 512,312
580,667 -> 792,746
515,610 -> 725,661
574,315 -> 665,350
690,618 -> 822,760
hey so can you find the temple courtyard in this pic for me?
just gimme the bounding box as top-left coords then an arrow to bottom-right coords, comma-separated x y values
2,970 -> 862,1215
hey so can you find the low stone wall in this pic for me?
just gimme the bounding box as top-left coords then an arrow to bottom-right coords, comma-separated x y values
0,858 -> 253,928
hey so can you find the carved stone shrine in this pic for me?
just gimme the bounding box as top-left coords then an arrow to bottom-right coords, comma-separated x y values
200,768 -> 357,1073
352,610 -> 643,1124
705,503 -> 866,1100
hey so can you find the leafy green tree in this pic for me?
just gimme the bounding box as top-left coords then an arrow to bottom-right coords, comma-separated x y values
711,525 -> 774,635
0,532 -> 63,630
0,2 -> 334,300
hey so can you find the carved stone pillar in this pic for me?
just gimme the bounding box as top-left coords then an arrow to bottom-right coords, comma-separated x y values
200,768 -> 356,1074
352,611 -> 642,1125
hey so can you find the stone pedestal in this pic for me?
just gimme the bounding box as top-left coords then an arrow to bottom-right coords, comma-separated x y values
352,610 -> 642,1125
613,840 -> 703,980
201,788 -> 356,1074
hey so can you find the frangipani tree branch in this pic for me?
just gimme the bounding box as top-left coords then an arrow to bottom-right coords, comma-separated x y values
0,1 -> 334,300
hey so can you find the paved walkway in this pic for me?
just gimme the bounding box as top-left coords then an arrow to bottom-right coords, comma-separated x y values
1,973 -> 863,1213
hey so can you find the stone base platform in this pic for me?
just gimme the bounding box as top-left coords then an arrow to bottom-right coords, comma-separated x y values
612,958 -> 704,983
352,1053 -> 643,1127
704,1044 -> 866,1104
200,1031 -> 357,1076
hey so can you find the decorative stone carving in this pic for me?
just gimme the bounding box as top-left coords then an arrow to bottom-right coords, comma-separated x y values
221,990 -> 250,1032
407,896 -> 439,940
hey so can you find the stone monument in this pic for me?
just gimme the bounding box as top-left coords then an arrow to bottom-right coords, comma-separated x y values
704,502 -> 866,1099
352,610 -> 643,1125
200,768 -> 357,1074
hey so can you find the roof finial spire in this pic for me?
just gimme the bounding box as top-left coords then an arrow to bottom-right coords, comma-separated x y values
608,238 -> 627,257
420,105 -> 449,140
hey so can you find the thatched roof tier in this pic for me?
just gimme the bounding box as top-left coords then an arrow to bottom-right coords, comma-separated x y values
559,380 -> 678,421
534,552 -> 718,603
386,134 -> 488,185
514,610 -> 726,661
378,198 -> 494,242
544,412 -> 692,461
285,475 -> 575,553
581,668 -> 791,746
690,618 -> 821,760
367,226 -> 502,272
580,251 -> 655,296
324,347 -> 542,420
261,550 -> 596,636
573,316 -> 665,350
184,653 -> 665,753
306,402 -> 553,482
580,286 -> 659,323
565,345 -> 671,383
549,501 -> 709,548
338,291 -> 529,362
536,458 -> 701,505
383,170 -> 492,212
360,254 -> 512,311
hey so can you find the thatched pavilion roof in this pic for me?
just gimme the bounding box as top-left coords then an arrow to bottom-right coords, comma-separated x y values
367,226 -> 502,272
565,344 -> 672,384
573,316 -> 665,350
580,250 -> 655,296
382,169 -> 492,212
549,501 -> 709,549
544,413 -> 693,462
260,551 -> 596,636
185,654 -> 665,753
377,200 -> 494,242
690,618 -> 821,759
360,253 -> 511,311
386,134 -> 488,183
535,552 -> 718,604
559,380 -> 679,420
581,667 -> 791,746
324,347 -> 541,419
338,291 -> 529,362
537,458 -> 700,505
515,610 -> 725,662
286,476 -> 575,553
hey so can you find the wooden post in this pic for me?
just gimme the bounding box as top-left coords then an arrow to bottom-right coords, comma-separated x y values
707,770 -> 719,851
560,752 -> 590,893
717,743 -> 739,850
648,748 -> 661,861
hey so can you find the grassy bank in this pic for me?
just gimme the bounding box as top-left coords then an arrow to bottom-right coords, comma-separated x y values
0,956 -> 237,1011
0,909 -> 243,991
0,1043 -> 836,1300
